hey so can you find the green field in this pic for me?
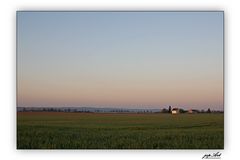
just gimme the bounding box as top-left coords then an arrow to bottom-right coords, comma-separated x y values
17,112 -> 224,149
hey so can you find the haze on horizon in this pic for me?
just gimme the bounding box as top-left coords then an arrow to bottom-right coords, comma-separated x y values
17,12 -> 223,110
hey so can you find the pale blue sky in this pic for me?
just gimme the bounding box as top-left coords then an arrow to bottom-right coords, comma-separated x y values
17,12 -> 223,110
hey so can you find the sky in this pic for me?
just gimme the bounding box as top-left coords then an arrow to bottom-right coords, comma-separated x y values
17,12 -> 223,110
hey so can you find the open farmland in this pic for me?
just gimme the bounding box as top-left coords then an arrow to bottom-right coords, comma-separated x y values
17,112 -> 224,149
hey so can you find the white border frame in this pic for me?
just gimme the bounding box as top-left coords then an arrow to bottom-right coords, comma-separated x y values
1,0 -> 240,160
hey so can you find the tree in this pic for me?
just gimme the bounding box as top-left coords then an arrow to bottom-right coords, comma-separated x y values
179,108 -> 186,113
207,108 -> 211,113
168,106 -> 172,113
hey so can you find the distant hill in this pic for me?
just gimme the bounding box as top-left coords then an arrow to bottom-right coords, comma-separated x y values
17,107 -> 161,113
17,107 -> 223,113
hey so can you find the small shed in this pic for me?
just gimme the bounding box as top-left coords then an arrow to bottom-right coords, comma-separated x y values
188,109 -> 193,114
188,109 -> 198,114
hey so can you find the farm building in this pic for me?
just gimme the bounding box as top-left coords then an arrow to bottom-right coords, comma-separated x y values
171,108 -> 179,115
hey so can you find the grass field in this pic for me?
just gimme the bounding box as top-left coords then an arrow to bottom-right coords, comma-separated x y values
17,112 -> 224,149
